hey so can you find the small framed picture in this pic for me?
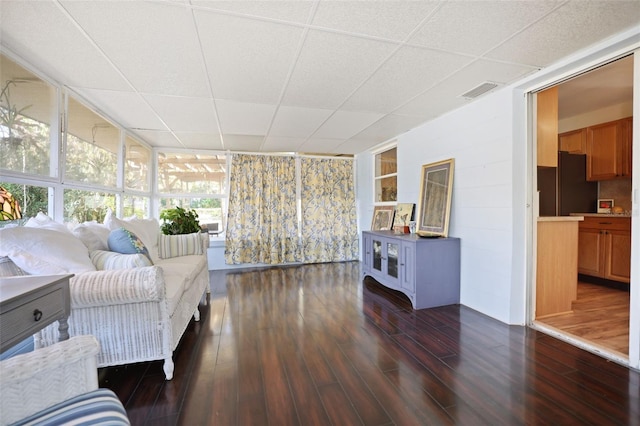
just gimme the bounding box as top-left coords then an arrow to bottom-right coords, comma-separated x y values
393,203 -> 415,233
371,206 -> 395,231
597,199 -> 614,214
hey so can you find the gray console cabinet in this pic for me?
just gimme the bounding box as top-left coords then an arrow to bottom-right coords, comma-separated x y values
362,231 -> 460,309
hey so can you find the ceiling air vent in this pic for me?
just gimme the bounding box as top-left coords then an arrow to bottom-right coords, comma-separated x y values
460,82 -> 500,100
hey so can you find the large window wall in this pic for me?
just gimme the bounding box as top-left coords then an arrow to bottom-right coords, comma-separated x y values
0,52 -> 153,225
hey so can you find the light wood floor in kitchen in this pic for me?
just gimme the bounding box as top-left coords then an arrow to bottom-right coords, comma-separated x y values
539,282 -> 630,356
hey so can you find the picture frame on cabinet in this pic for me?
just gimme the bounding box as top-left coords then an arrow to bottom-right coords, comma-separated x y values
416,158 -> 454,238
392,203 -> 415,233
371,206 -> 394,231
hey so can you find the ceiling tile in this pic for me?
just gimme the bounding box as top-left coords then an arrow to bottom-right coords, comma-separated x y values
174,132 -> 224,150
395,59 -> 538,118
269,106 -> 333,138
330,138 -> 384,155
0,1 -> 130,91
410,1 -> 558,56
297,138 -> 345,154
215,100 -> 276,135
312,110 -> 384,140
133,130 -> 183,148
349,114 -> 430,144
342,46 -> 472,114
72,88 -> 167,131
282,29 -> 398,109
312,1 -> 439,41
192,0 -> 314,25
195,11 -> 303,104
60,1 -> 210,96
262,136 -> 306,152
144,95 -> 219,133
221,134 -> 264,152
486,0 -> 640,67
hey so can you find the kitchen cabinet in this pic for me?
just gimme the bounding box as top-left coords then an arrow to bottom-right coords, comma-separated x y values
362,231 -> 460,310
578,216 -> 631,283
558,128 -> 586,154
586,117 -> 632,180
537,87 -> 559,167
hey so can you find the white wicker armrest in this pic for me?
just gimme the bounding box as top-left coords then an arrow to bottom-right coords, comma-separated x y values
0,335 -> 100,425
70,266 -> 165,308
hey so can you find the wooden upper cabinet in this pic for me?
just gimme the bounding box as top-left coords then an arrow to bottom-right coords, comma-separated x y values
537,87 -> 558,167
559,128 -> 586,154
585,117 -> 633,181
620,117 -> 633,178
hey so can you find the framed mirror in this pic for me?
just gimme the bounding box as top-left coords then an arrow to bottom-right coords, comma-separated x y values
416,158 -> 454,237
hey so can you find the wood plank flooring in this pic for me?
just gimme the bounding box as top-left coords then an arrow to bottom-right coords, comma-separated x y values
538,281 -> 630,356
98,262 -> 640,425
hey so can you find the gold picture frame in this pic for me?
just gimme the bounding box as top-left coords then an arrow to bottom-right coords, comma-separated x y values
392,203 -> 415,232
416,158 -> 454,237
371,205 -> 395,231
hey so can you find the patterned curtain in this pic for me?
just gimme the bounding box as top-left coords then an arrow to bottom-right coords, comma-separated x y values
300,157 -> 358,263
225,154 -> 300,264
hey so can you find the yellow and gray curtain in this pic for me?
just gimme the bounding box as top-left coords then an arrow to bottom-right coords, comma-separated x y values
225,154 -> 300,264
300,157 -> 358,263
225,154 -> 358,265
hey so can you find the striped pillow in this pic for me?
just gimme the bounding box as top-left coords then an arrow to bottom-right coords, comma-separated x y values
90,250 -> 153,270
158,232 -> 203,259
14,388 -> 129,426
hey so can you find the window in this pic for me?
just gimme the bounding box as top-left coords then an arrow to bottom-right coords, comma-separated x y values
123,195 -> 149,219
157,152 -> 228,233
0,55 -> 56,177
65,96 -> 118,187
374,146 -> 397,203
0,181 -> 51,220
63,188 -> 115,223
125,135 -> 150,192
157,152 -> 226,195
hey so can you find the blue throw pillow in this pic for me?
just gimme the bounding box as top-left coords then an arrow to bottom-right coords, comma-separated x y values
107,227 -> 152,262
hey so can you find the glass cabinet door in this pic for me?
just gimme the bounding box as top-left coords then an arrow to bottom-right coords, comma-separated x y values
373,239 -> 382,271
386,241 -> 399,278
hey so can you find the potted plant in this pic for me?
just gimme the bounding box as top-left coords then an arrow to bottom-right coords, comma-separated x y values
159,206 -> 201,235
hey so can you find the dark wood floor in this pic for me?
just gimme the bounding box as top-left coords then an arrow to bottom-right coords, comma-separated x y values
99,262 -> 640,425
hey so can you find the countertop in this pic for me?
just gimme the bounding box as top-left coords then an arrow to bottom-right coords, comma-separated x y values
538,216 -> 583,222
569,213 -> 631,218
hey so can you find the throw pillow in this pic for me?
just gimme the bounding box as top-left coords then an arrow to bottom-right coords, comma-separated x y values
104,210 -> 160,262
158,232 -> 204,259
0,227 -> 96,275
24,212 -> 72,234
107,227 -> 152,262
90,250 -> 153,270
72,221 -> 110,251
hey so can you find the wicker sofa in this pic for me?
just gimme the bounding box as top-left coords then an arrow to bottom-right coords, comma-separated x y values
0,213 -> 209,380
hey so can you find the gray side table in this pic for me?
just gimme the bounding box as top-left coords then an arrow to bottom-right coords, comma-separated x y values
0,274 -> 73,352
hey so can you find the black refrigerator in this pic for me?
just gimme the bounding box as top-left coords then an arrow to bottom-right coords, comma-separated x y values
538,152 -> 598,216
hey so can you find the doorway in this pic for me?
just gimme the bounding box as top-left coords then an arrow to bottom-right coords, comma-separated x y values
533,54 -> 634,363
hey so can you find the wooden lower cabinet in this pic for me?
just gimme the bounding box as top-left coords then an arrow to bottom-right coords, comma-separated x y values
578,216 -> 631,283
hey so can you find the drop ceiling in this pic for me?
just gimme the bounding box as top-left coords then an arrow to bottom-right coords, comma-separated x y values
1,0 -> 638,155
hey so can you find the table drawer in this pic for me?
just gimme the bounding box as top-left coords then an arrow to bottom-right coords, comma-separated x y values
0,288 -> 65,344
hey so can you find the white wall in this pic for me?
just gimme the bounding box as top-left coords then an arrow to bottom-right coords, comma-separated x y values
358,88 -> 520,324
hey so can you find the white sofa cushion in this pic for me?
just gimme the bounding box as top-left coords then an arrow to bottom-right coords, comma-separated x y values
24,212 -> 72,234
157,255 -> 207,315
0,227 -> 95,275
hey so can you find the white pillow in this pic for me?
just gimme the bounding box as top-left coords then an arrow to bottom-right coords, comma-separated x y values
0,227 -> 96,275
104,210 -> 160,262
72,221 -> 110,251
24,212 -> 72,234
90,250 -> 153,270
